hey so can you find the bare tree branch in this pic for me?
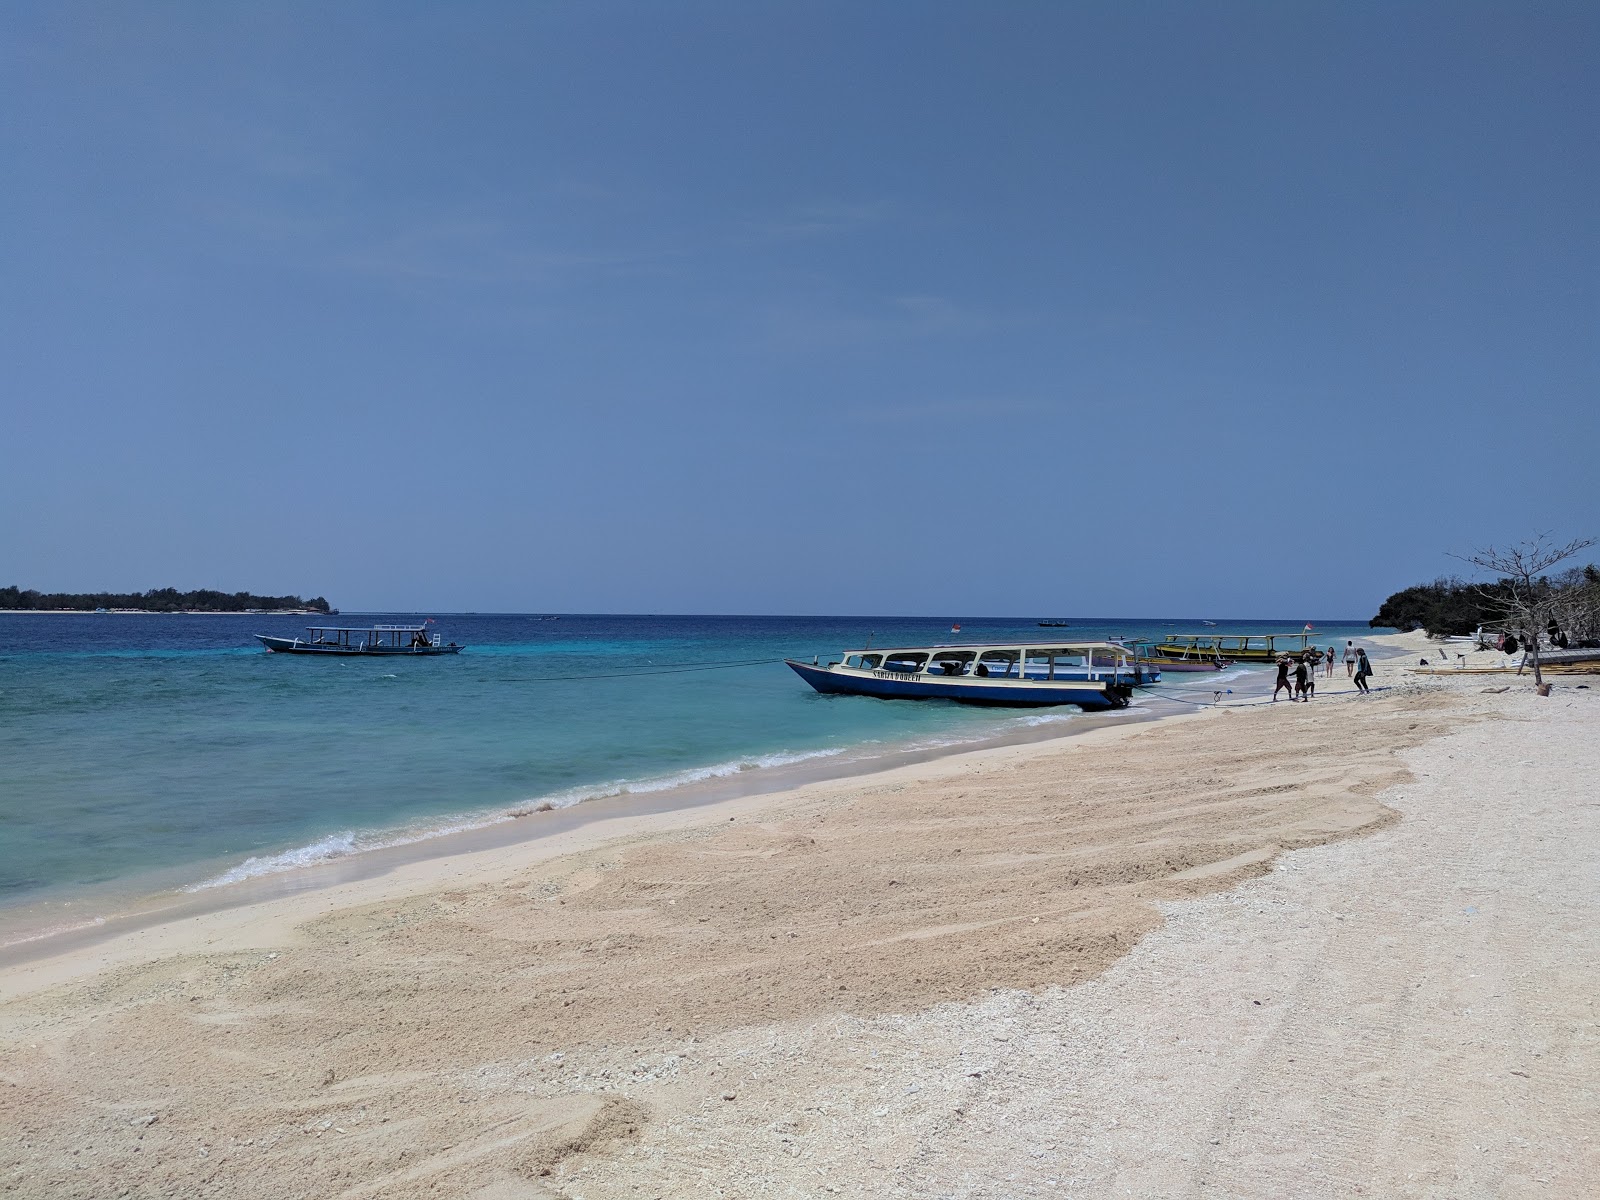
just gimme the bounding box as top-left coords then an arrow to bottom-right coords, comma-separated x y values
1448,533 -> 1597,686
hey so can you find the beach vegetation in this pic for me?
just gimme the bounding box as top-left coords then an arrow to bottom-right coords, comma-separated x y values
1369,577 -> 1513,637
0,586 -> 333,613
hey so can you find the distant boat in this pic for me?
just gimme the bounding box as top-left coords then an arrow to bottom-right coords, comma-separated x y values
256,623 -> 463,656
787,639 -> 1153,709
1201,620 -> 1219,626
1037,620 -> 1071,627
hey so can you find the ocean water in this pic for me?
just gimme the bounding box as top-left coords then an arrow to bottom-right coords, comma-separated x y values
0,613 -> 1378,934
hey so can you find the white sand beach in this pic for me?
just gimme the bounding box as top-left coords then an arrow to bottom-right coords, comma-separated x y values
2,633 -> 1595,1198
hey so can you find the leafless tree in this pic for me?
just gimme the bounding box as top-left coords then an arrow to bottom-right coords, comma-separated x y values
1548,564 -> 1600,645
1453,533 -> 1597,686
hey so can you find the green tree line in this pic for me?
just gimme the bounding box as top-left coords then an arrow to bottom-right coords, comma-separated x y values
1371,566 -> 1600,640
0,587 -> 332,613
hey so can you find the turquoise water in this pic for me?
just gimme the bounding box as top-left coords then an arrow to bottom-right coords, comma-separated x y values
0,613 -> 1377,931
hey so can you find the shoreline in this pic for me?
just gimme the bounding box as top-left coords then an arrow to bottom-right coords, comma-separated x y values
0,699 -> 1193,991
0,634 -> 1418,962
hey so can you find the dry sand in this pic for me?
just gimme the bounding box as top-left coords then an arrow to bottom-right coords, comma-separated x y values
2,634 -> 1595,1197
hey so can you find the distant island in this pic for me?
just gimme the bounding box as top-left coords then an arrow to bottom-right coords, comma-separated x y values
0,586 -> 334,614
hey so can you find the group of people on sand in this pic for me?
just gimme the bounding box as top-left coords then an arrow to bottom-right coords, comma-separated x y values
1273,640 -> 1373,701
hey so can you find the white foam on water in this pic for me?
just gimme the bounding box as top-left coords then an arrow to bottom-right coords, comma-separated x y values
535,745 -> 852,807
0,914 -> 106,950
1016,711 -> 1079,727
184,813 -> 525,892
187,831 -> 362,890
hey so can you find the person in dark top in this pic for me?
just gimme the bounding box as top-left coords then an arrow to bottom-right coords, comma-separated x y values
1300,654 -> 1316,700
1293,655 -> 1310,701
1273,655 -> 1295,702
1354,647 -> 1373,693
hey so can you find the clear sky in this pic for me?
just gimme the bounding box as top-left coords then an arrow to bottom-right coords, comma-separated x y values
3,1 -> 1596,617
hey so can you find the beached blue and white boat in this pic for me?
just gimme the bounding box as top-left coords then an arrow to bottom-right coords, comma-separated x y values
786,640 -> 1154,709
255,624 -> 463,656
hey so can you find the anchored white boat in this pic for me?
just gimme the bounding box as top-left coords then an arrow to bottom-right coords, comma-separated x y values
786,640 -> 1153,709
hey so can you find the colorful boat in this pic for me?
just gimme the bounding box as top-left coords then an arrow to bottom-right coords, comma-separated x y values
1152,632 -> 1316,664
786,641 -> 1153,709
255,624 -> 463,656
1124,640 -> 1235,672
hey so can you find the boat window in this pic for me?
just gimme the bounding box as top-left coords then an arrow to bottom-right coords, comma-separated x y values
930,651 -> 975,676
881,652 -> 927,674
975,650 -> 1019,678
851,653 -> 882,670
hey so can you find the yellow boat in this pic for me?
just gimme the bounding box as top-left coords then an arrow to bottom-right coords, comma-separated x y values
1152,632 -> 1317,663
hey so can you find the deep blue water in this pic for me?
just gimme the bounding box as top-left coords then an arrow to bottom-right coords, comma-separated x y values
0,613 -> 1377,926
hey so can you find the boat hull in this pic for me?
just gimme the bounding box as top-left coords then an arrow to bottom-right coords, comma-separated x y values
256,635 -> 462,656
1136,657 -> 1235,672
786,660 -> 1134,709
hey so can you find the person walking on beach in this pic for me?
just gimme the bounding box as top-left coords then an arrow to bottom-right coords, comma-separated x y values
1354,647 -> 1373,693
1293,655 -> 1310,701
1274,654 -> 1295,702
1344,640 -> 1359,678
1325,645 -> 1336,678
1301,653 -> 1317,700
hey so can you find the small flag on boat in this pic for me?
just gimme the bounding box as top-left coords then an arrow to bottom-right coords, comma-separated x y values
1303,622 -> 1314,632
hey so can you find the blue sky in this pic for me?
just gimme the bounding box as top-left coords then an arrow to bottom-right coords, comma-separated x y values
3,1 -> 1595,616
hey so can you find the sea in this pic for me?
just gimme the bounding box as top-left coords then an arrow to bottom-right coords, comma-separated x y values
0,613 -> 1381,946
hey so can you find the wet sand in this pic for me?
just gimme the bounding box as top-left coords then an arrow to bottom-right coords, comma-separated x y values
3,632 -> 1594,1197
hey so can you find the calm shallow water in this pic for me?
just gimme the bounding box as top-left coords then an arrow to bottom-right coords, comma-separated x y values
0,613 -> 1377,926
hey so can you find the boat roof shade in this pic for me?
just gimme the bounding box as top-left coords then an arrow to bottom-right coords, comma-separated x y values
1163,631 -> 1307,638
850,640 -> 1129,655
307,625 -> 429,633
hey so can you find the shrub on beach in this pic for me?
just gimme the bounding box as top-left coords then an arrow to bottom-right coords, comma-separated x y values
1369,576 -> 1510,636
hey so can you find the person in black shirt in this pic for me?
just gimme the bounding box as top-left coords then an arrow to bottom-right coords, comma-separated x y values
1274,655 -> 1295,702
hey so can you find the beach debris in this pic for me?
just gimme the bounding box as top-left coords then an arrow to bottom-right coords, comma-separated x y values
1480,687 -> 1510,694
721,1091 -> 736,1101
